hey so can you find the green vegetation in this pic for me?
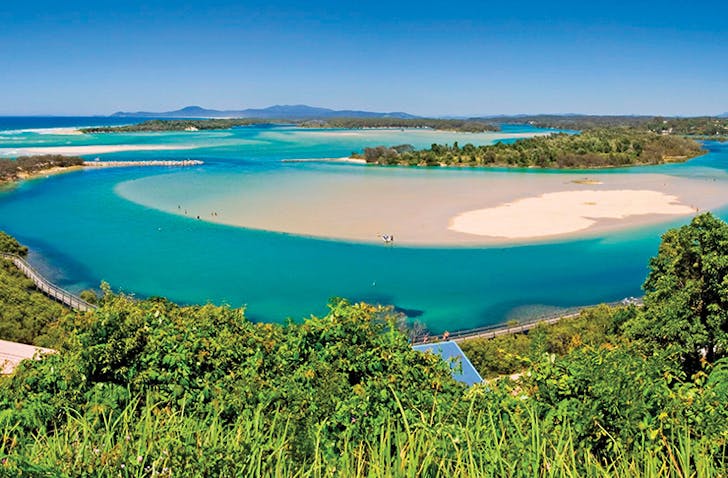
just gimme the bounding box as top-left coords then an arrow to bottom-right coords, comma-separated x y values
625,213 -> 728,374
0,155 -> 84,183
0,231 -> 28,256
0,232 -> 71,347
488,115 -> 728,140
1,215 -> 728,475
460,304 -> 636,378
643,117 -> 728,141
81,117 -> 501,134
357,128 -> 705,168
80,118 -> 275,133
299,118 -> 500,132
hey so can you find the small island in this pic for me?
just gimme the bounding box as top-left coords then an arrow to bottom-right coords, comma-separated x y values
0,155 -> 85,183
354,128 -> 705,168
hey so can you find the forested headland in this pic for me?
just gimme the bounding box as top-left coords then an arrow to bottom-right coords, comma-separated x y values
356,128 -> 705,168
298,117 -> 500,132
1,214 -> 727,476
0,155 -> 84,183
486,115 -> 728,141
80,117 -> 501,133
79,118 -> 273,133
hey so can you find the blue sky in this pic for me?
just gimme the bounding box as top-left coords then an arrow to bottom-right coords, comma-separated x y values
1,0 -> 727,116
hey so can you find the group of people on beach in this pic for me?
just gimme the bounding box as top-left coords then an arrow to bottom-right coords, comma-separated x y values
380,234 -> 395,244
177,205 -> 220,219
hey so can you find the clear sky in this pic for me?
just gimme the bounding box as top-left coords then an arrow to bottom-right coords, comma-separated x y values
1,0 -> 727,116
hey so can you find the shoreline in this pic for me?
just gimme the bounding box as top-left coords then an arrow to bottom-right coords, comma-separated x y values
1,160 -> 204,186
281,157 -> 367,164
116,170 -> 728,247
0,144 -> 201,157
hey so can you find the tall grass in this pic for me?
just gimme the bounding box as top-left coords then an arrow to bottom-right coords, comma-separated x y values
1,396 -> 723,477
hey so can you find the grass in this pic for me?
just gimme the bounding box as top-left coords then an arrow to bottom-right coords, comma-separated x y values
1,395 -> 723,477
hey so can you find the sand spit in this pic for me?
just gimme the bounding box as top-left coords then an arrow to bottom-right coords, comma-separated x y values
449,190 -> 696,239
281,157 -> 367,164
0,144 -> 201,156
37,128 -> 84,135
118,170 -> 728,246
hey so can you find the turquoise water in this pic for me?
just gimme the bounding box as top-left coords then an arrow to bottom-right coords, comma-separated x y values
2,120 -> 728,332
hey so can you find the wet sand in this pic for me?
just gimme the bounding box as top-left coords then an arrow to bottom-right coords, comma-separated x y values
117,168 -> 728,246
0,144 -> 200,156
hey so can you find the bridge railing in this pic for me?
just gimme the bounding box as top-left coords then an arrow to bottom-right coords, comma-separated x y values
1,253 -> 97,313
411,298 -> 643,345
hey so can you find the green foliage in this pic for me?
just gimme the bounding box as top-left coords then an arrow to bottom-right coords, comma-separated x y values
460,304 -> 636,378
484,114 -> 728,140
79,118 -> 274,133
79,289 -> 98,305
625,213 -> 728,375
301,118 -> 500,132
82,117 -> 501,134
2,221 -> 728,474
0,258 -> 70,346
0,295 -> 462,462
0,155 -> 84,182
0,232 -> 28,256
644,116 -> 728,139
361,128 -> 704,168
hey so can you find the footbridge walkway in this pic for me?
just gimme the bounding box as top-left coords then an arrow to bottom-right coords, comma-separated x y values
411,297 -> 643,345
1,253 -> 97,313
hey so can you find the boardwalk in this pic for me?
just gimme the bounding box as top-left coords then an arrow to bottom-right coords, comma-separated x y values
412,298 -> 643,345
1,253 -> 97,312
1,251 -> 644,346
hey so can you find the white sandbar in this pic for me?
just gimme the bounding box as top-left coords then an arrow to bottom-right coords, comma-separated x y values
0,144 -> 200,156
449,190 -> 696,239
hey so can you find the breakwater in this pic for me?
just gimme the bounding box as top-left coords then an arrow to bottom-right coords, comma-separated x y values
83,160 -> 204,168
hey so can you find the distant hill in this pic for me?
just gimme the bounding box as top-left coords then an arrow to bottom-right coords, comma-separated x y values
719,112 -> 728,118
111,104 -> 418,120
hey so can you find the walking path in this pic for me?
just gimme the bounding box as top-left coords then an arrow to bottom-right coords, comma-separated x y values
411,298 -> 643,345
1,253 -> 97,312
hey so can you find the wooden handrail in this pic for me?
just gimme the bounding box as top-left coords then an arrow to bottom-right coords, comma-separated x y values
411,298 -> 643,344
1,253 -> 97,312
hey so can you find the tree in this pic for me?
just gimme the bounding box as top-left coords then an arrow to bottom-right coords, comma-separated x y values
626,213 -> 728,374
0,231 -> 28,256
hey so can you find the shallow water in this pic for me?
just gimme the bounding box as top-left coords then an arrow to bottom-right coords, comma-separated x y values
1,120 -> 728,332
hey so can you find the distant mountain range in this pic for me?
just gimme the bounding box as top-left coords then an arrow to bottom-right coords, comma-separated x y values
719,112 -> 728,118
111,105 -> 418,119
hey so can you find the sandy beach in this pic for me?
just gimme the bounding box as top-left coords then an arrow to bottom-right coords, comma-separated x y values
0,144 -> 200,156
449,190 -> 696,239
117,168 -> 728,246
281,157 -> 367,164
37,128 -> 84,135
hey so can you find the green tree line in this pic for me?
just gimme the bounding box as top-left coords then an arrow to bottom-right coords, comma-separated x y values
357,128 -> 705,168
299,118 -> 500,132
80,119 -> 274,133
81,117 -> 501,134
0,155 -> 84,182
